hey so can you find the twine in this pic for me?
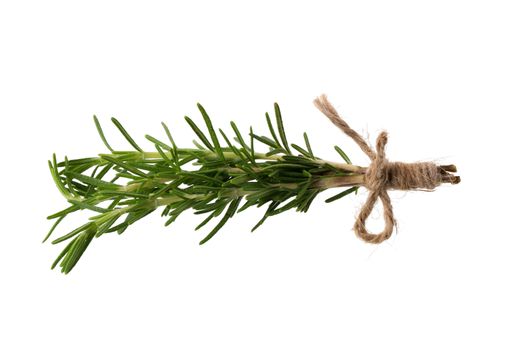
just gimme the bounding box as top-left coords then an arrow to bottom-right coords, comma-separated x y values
314,94 -> 459,243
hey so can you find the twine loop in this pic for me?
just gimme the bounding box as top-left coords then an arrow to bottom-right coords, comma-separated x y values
314,94 -> 459,243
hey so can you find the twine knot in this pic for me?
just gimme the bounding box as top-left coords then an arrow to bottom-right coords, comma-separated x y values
314,94 -> 459,244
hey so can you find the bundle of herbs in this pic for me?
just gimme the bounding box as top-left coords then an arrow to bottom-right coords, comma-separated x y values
45,95 -> 459,273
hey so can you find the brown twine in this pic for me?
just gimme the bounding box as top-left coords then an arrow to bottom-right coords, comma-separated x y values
313,94 -> 460,244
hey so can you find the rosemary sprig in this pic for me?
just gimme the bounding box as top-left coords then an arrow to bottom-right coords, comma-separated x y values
46,102 -> 364,274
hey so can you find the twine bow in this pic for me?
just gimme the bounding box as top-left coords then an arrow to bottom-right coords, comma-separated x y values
314,95 -> 459,243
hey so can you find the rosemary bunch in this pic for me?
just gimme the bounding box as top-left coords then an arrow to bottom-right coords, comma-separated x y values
46,102 -> 365,273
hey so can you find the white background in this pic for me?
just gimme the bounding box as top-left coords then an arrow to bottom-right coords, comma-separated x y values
1,1 -> 524,349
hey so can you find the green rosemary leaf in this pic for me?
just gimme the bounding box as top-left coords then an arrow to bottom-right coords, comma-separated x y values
59,226 -> 96,274
161,122 -> 176,149
111,172 -> 140,181
265,149 -> 284,157
334,145 -> 352,164
251,201 -> 279,232
65,170 -> 120,189
245,188 -> 276,201
107,196 -> 122,210
199,197 -> 241,245
51,222 -> 95,245
49,155 -> 70,198
165,200 -> 195,226
63,157 -> 78,198
281,155 -> 316,165
325,186 -> 358,203
270,199 -> 299,216
184,116 -> 214,151
237,198 -> 257,213
105,222 -> 128,233
161,205 -> 171,217
96,214 -> 121,237
192,140 -> 206,150
195,211 -> 215,230
265,112 -> 282,148
111,117 -> 144,152
55,157 -> 89,167
154,144 -> 176,169
42,215 -> 65,243
47,205 -> 79,220
196,200 -> 229,230
219,129 -> 248,160
228,174 -> 250,185
303,132 -> 314,158
51,238 -> 76,270
133,162 -> 159,172
212,200 -> 229,217
279,170 -> 310,178
264,162 -> 310,170
101,155 -> 149,178
197,103 -> 224,161
296,180 -> 312,202
291,144 -> 312,159
249,127 -> 255,162
274,103 -> 291,154
145,134 -> 171,151
68,199 -> 109,213
118,209 -> 155,234
83,164 -> 100,196
194,199 -> 227,214
95,163 -> 113,180
251,133 -> 279,149
297,189 -> 320,212
93,115 -> 114,152
230,121 -> 255,163
179,171 -> 224,185
161,122 -> 181,171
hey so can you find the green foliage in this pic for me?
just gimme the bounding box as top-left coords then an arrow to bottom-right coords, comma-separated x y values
46,103 -> 360,273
